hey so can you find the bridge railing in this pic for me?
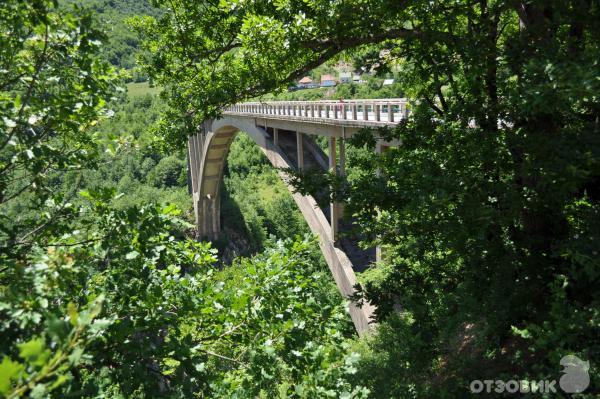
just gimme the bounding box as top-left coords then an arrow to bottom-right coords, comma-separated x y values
223,99 -> 409,124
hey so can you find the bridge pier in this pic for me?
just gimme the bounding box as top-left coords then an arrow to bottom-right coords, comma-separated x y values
338,132 -> 346,218
296,131 -> 304,170
194,193 -> 221,241
328,136 -> 347,242
375,142 -> 390,262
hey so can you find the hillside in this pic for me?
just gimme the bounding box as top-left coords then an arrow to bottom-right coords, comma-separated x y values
64,0 -> 158,70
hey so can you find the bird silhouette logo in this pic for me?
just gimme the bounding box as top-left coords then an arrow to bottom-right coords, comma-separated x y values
559,355 -> 590,393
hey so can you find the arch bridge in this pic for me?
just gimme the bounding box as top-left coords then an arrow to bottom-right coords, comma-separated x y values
188,99 -> 408,335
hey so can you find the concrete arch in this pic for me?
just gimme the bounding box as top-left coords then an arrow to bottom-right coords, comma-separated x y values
190,117 -> 281,240
188,116 -> 375,335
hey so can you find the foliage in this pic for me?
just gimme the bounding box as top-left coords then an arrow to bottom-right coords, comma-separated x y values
63,0 -> 159,71
0,0 -> 118,255
200,238 -> 366,398
147,155 -> 186,188
73,94 -> 192,222
3,189 -> 361,397
261,80 -> 404,102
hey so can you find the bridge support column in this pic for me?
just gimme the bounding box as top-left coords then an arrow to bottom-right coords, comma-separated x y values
273,128 -> 279,147
375,142 -> 390,262
195,194 -> 221,241
296,131 -> 304,170
339,134 -> 346,175
329,136 -> 340,242
338,134 -> 346,217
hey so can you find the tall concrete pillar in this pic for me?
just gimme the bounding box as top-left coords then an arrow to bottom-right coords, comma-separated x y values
329,136 -> 340,242
196,194 -> 220,241
296,131 -> 304,170
273,128 -> 279,147
375,142 -> 389,262
186,153 -> 192,195
339,135 -> 346,176
338,135 -> 346,217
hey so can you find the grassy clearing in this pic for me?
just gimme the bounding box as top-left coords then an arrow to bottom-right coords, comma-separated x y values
126,81 -> 161,97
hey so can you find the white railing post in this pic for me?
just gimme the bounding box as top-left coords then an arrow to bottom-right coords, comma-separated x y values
387,102 -> 394,123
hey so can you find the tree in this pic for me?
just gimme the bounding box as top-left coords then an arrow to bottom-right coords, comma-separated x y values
137,1 -> 600,396
0,0 -> 117,254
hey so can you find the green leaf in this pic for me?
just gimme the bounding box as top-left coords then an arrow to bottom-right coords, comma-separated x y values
67,303 -> 78,326
68,347 -> 84,365
30,383 -> 46,399
18,338 -> 50,367
0,357 -> 24,394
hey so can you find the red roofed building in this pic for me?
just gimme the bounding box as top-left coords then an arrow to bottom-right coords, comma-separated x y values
298,76 -> 313,87
320,74 -> 337,87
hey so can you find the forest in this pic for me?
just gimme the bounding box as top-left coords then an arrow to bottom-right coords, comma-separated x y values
0,0 -> 598,398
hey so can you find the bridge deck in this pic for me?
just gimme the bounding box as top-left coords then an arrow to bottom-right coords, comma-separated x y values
224,99 -> 409,128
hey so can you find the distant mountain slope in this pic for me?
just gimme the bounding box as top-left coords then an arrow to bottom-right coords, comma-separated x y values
64,0 -> 159,69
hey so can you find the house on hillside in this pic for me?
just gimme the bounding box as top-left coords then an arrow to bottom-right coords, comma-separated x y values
298,76 -> 314,88
339,72 -> 352,84
383,78 -> 395,86
353,74 -> 362,84
320,74 -> 337,87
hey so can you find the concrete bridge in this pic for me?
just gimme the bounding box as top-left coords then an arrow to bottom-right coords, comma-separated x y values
187,99 -> 408,335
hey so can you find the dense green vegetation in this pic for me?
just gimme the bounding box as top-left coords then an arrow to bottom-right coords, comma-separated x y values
63,0 -> 158,77
262,81 -> 404,102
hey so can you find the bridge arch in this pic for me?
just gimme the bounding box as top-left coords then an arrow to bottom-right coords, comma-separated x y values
188,115 -> 375,335
191,117 -> 291,239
